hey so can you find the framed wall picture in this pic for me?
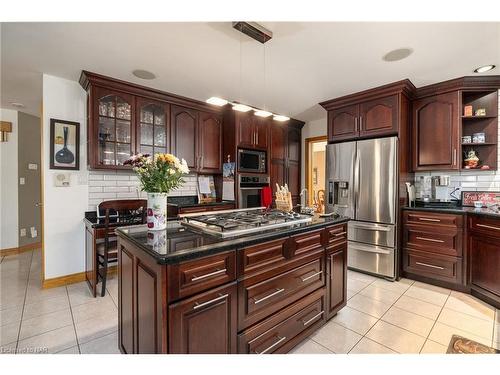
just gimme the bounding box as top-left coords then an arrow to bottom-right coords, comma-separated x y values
49,118 -> 80,170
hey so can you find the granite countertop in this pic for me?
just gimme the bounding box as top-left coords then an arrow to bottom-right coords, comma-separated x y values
167,196 -> 235,208
403,205 -> 500,219
115,214 -> 349,265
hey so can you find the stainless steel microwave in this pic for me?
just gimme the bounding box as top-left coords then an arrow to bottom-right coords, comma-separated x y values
238,149 -> 266,173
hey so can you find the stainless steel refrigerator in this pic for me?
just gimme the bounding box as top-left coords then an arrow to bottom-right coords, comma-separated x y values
326,137 -> 397,279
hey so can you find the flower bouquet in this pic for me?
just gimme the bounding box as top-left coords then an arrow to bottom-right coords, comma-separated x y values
124,153 -> 189,230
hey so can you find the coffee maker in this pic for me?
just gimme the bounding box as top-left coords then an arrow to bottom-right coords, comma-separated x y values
415,175 -> 459,207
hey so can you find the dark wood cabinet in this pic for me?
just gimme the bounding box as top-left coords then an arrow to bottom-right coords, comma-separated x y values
326,248 -> 347,319
412,92 -> 459,171
169,282 -> 238,354
269,122 -> 302,207
136,97 -> 169,156
170,106 -> 222,173
468,216 -> 500,308
320,80 -> 415,144
170,105 -> 198,170
402,210 -> 465,289
236,114 -> 269,150
359,95 -> 399,137
328,104 -> 359,142
198,111 -> 223,173
117,222 -> 348,354
80,71 -> 223,171
92,87 -> 135,169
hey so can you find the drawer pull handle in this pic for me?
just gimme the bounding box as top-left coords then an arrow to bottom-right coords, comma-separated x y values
256,336 -> 287,354
191,268 -> 227,281
415,261 -> 444,270
301,271 -> 323,282
476,224 -> 500,231
254,288 -> 285,305
333,232 -> 347,237
302,311 -> 324,326
416,236 -> 445,243
418,217 -> 441,222
193,293 -> 228,310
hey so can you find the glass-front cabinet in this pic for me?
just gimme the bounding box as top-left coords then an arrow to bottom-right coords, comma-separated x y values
95,88 -> 134,168
136,98 -> 168,157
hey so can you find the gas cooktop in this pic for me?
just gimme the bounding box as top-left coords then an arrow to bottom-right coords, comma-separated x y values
180,207 -> 314,238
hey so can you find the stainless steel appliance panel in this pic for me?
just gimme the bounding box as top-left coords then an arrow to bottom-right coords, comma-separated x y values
355,137 -> 397,224
325,142 -> 356,218
348,221 -> 395,248
348,241 -> 395,278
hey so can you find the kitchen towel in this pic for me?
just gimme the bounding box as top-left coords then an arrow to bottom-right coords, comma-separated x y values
261,186 -> 273,209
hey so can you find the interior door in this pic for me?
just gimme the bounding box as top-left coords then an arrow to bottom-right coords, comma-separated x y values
355,137 -> 397,224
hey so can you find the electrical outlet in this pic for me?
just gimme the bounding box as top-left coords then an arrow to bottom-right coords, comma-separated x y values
20,177 -> 25,185
20,228 -> 26,237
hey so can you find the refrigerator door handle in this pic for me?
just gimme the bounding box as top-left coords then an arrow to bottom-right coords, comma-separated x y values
349,243 -> 392,255
353,147 -> 360,217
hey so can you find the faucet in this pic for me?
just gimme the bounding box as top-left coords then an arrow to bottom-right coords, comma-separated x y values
300,188 -> 308,207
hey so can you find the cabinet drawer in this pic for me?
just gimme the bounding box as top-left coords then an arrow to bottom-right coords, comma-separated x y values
167,251 -> 236,302
238,256 -> 325,330
238,288 -> 326,354
403,249 -> 463,285
403,224 -> 462,257
469,215 -> 500,239
238,232 -> 325,277
323,223 -> 348,249
404,210 -> 463,228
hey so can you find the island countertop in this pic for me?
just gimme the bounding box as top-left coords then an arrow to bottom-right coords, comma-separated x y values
115,214 -> 349,265
402,205 -> 500,219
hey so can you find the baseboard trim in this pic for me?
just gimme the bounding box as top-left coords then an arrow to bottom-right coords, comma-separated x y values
1,242 -> 41,257
42,271 -> 86,289
42,265 -> 117,289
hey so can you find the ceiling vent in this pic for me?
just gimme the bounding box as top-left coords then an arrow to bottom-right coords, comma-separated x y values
232,22 -> 273,44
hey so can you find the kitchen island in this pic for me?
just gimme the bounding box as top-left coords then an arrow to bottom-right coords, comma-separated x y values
115,214 -> 349,354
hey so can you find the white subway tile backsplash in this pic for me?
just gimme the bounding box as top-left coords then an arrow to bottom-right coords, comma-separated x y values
103,186 -> 130,193
87,170 -> 199,210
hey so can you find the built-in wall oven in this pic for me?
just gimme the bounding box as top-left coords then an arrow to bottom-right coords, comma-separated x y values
238,148 -> 267,173
238,174 -> 270,208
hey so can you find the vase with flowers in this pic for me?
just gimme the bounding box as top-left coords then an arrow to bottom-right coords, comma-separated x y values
124,153 -> 189,230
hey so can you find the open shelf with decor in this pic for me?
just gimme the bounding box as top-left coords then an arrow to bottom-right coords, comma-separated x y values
460,90 -> 498,171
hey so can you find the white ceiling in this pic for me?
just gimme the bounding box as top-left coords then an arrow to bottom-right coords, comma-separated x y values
1,22 -> 499,120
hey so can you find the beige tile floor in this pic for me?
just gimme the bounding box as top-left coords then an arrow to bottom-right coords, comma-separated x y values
1,250 -> 119,354
1,250 -> 499,354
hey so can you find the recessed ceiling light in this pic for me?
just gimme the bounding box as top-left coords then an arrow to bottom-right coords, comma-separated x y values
232,104 -> 253,112
273,115 -> 289,122
474,65 -> 496,73
382,48 -> 413,62
206,97 -> 228,106
254,110 -> 272,117
10,102 -> 25,108
132,69 -> 156,80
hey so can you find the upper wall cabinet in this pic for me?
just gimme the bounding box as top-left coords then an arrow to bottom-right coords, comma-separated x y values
235,113 -> 269,150
320,80 -> 415,143
80,71 -> 223,171
412,92 -> 459,171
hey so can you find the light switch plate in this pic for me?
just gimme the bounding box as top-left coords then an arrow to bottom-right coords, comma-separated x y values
28,163 -> 38,170
20,228 -> 26,237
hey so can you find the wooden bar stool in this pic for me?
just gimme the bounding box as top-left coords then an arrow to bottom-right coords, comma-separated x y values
97,199 -> 147,297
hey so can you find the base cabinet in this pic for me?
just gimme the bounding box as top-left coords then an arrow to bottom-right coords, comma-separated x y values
168,282 -> 238,354
117,222 -> 348,353
468,216 -> 500,308
326,248 -> 347,319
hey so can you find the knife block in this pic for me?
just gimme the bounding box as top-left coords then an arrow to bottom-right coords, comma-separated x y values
275,192 -> 293,212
